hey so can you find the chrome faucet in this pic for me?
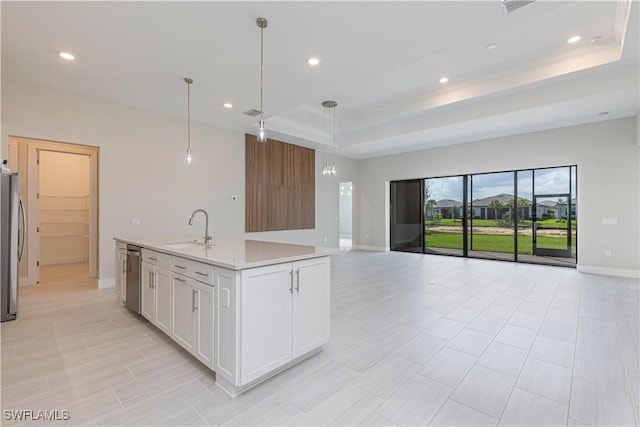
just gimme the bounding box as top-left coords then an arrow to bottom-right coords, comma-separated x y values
188,209 -> 212,244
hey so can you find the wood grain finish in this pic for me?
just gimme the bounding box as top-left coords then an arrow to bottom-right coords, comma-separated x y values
246,134 -> 315,232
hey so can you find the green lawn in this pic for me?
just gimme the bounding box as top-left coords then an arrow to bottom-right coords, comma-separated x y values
425,232 -> 576,255
427,218 -> 576,230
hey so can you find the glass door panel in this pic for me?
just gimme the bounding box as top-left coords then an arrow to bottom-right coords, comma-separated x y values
516,170 -> 533,259
468,172 -> 515,261
390,180 -> 424,253
533,194 -> 572,257
424,176 -> 464,256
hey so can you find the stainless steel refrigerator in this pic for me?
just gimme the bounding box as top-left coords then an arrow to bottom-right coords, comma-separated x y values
1,171 -> 26,322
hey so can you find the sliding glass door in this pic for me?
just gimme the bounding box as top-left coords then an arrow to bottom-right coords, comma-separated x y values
390,165 -> 577,267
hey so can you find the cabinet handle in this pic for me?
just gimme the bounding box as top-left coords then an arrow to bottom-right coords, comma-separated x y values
289,271 -> 293,294
152,272 -> 156,289
174,276 -> 186,282
122,259 -> 127,274
148,271 -> 153,288
195,271 -> 209,277
192,289 -> 198,312
174,264 -> 187,270
295,269 -> 300,292
148,256 -> 158,261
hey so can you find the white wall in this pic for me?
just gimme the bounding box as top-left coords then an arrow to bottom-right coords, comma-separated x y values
1,80 -> 358,285
357,118 -> 640,277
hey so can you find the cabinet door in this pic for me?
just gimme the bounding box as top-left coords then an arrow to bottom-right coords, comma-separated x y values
141,261 -> 155,321
116,250 -> 127,302
154,267 -> 172,335
195,282 -> 215,368
292,257 -> 330,358
172,274 -> 196,353
240,263 -> 293,385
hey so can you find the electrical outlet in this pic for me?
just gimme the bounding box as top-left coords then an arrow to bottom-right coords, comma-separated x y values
131,218 -> 141,227
604,249 -> 612,257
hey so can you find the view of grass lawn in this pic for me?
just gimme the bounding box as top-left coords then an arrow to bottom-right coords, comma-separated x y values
427,218 -> 576,229
426,232 -> 576,255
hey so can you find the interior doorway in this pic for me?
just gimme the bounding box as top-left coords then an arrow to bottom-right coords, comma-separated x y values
339,182 -> 353,249
38,151 -> 91,283
8,137 -> 99,286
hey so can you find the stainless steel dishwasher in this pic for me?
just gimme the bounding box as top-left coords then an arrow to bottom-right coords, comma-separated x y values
125,245 -> 142,313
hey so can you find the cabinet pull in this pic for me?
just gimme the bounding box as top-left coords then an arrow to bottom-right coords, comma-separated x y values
174,264 -> 187,270
289,271 -> 294,294
195,271 -> 209,277
192,289 -> 198,312
148,256 -> 158,261
152,272 -> 156,289
174,276 -> 186,282
295,269 -> 300,292
148,271 -> 153,288
122,259 -> 127,274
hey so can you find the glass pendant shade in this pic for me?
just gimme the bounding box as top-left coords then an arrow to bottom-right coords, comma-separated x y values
257,119 -> 267,142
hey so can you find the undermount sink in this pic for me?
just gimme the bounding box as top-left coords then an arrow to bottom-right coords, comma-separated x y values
162,241 -> 214,250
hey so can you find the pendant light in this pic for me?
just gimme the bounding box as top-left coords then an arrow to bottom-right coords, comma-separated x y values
184,77 -> 193,163
321,100 -> 338,175
256,17 -> 268,142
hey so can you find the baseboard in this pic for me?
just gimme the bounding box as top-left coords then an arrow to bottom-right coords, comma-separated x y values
98,278 -> 115,289
355,245 -> 389,252
577,265 -> 640,279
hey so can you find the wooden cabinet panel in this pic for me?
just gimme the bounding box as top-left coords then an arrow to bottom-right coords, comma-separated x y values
246,134 -> 315,232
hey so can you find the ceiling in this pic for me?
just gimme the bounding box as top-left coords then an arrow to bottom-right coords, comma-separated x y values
2,1 -> 638,159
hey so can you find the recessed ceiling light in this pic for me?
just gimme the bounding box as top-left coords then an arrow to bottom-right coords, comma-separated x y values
57,51 -> 75,61
567,35 -> 581,44
223,102 -> 233,109
590,36 -> 603,44
307,57 -> 320,66
486,43 -> 498,50
439,76 -> 449,84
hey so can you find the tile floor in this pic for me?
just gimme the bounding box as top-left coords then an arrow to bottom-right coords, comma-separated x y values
1,252 -> 638,426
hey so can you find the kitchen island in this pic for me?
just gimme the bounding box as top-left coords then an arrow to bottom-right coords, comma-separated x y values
114,236 -> 338,397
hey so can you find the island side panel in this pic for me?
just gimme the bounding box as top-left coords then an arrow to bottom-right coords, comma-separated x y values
215,267 -> 240,386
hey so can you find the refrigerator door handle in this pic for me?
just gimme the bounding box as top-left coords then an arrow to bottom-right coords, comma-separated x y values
18,197 -> 26,263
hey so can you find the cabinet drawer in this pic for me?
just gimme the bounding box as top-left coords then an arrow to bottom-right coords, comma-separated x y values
171,256 -> 214,285
141,249 -> 171,269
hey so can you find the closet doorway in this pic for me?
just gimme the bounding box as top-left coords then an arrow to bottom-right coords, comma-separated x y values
8,137 -> 99,286
39,151 -> 91,282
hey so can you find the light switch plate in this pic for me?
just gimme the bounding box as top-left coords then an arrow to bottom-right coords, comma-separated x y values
602,218 -> 618,225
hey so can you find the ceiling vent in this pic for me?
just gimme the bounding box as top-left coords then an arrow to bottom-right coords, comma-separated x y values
243,108 -> 262,117
501,0 -> 536,14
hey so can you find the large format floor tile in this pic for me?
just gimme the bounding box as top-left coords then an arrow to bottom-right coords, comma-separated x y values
2,252 -> 638,426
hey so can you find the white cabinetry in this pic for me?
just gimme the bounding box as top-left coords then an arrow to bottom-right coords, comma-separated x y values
115,242 -> 127,303
141,249 -> 171,335
238,257 -> 330,386
171,256 -> 215,369
171,274 -> 196,352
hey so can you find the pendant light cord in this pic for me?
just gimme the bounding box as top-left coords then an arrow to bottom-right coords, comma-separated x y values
187,80 -> 191,152
260,25 -> 264,122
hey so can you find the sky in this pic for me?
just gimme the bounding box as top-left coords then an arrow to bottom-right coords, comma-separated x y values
425,166 -> 576,202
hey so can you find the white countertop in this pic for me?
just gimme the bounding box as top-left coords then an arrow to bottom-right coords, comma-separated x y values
114,235 -> 340,270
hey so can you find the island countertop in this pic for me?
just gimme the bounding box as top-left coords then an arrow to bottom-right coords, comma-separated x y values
113,235 -> 340,270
